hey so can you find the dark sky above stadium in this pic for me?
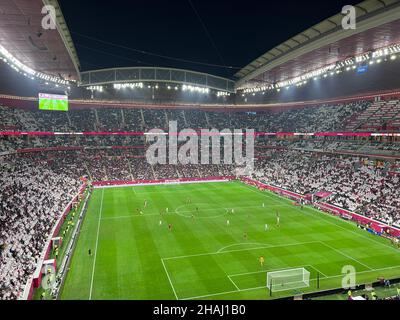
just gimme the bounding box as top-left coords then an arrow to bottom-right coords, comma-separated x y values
58,0 -> 361,78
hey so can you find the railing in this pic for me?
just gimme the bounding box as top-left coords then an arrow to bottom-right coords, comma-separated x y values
55,189 -> 92,299
20,184 -> 87,300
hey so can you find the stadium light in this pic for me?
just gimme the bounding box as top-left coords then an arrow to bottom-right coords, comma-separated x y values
0,44 -> 71,86
217,91 -> 230,97
113,82 -> 144,90
182,84 -> 210,94
87,85 -> 103,92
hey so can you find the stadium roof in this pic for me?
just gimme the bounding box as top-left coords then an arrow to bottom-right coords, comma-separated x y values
0,0 -> 80,81
80,67 -> 236,92
235,0 -> 400,88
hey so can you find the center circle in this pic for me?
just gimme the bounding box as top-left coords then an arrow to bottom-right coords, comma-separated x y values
175,203 -> 228,219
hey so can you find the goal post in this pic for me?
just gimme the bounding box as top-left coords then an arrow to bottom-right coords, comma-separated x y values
266,268 -> 310,292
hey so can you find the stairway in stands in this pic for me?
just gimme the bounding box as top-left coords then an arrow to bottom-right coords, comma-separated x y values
386,100 -> 400,131
344,99 -> 400,131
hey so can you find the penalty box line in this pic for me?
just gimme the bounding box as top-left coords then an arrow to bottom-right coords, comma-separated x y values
180,264 -> 400,301
240,181 -> 400,254
161,239 -> 396,300
161,242 -> 328,300
240,182 -> 394,269
228,264 -> 329,279
227,264 -> 328,295
227,264 -> 326,294
163,240 -> 323,261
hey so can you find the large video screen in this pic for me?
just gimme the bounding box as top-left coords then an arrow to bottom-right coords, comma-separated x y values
39,93 -> 69,111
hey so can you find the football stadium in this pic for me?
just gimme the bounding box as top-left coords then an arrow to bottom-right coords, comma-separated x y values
1,0 -> 400,304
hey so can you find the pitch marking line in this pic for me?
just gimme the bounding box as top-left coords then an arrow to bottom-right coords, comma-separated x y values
227,275 -> 240,291
161,258 -> 179,300
101,213 -> 161,220
162,243 -> 323,299
134,190 -> 195,195
241,185 -> 375,271
175,205 -> 228,219
161,235 -> 399,301
227,265 -> 328,293
309,265 -> 329,279
100,203 -> 278,221
163,240 -> 321,261
217,242 -> 268,253
180,264 -> 400,300
89,188 -> 104,300
228,264 -> 329,279
318,241 -> 373,271
180,286 -> 267,300
307,206 -> 400,253
240,183 -> 400,254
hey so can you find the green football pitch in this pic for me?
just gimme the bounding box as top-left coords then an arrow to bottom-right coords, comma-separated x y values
60,181 -> 400,300
39,98 -> 68,111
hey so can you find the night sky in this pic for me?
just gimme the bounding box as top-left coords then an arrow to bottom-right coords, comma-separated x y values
58,0 -> 361,78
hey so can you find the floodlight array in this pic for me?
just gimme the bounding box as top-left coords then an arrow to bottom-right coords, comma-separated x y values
0,44 -> 72,86
239,43 -> 400,95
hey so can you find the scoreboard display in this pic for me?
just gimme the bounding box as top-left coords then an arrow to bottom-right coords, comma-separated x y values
39,93 -> 69,111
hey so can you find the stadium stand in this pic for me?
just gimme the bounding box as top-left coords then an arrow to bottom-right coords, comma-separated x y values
0,154 -> 81,300
0,100 -> 375,133
1,0 -> 400,304
2,93 -> 400,301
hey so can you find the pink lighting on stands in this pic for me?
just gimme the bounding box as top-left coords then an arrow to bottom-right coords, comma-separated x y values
1,131 -> 400,137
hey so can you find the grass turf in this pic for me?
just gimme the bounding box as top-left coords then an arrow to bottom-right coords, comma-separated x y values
60,181 -> 400,300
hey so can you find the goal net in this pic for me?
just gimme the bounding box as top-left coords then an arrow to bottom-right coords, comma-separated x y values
266,268 -> 310,292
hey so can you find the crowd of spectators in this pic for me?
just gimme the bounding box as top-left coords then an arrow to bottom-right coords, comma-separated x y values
0,155 -> 81,300
0,100 -> 373,133
253,150 -> 400,226
1,100 -> 400,300
1,146 -> 400,300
